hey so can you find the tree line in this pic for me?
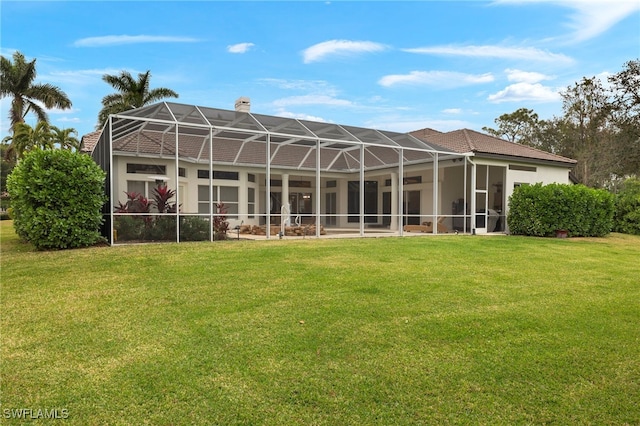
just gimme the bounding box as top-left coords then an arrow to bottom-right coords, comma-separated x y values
2,50 -> 638,190
483,60 -> 639,189
0,51 -> 178,162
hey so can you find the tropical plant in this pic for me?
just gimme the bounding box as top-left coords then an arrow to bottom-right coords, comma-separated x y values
213,203 -> 229,240
151,184 -> 177,213
2,121 -> 53,160
97,70 -> 178,129
114,185 -> 181,242
0,51 -> 72,129
50,126 -> 80,151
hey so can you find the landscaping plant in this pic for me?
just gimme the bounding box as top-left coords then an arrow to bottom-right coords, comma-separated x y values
614,177 -> 640,235
507,183 -> 614,237
6,149 -> 105,249
114,184 -> 179,242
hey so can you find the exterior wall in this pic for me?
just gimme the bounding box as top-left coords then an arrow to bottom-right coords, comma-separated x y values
112,154 -> 572,235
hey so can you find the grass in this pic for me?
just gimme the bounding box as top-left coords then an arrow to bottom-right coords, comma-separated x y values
1,220 -> 639,425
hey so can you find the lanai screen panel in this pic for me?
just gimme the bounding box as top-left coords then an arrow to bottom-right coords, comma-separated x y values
108,101 -> 457,170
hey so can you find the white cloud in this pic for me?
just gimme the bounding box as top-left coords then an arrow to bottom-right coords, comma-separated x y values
302,40 -> 387,64
55,117 -> 82,124
442,108 -> 463,114
487,82 -> 561,103
403,45 -> 574,64
505,68 -> 554,83
44,68 -> 126,86
562,1 -> 640,43
74,35 -> 200,47
259,78 -> 335,93
495,0 -> 640,44
378,71 -> 494,88
275,109 -> 328,122
272,94 -> 353,108
227,43 -> 254,54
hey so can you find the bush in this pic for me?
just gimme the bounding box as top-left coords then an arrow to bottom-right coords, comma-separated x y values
508,183 -> 614,237
614,177 -> 640,235
7,149 -> 106,249
179,216 -> 210,241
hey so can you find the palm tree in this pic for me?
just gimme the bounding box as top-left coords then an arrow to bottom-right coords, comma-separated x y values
97,70 -> 178,129
0,51 -> 72,129
2,122 -> 52,160
50,126 -> 80,151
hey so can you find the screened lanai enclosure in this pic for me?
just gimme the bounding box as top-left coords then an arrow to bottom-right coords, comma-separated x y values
91,101 -> 498,244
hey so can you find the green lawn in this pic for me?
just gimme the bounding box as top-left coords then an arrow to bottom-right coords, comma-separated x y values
2,220 -> 639,425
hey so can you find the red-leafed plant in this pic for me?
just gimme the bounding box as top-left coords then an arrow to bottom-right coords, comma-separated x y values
213,203 -> 229,240
151,184 -> 178,213
115,191 -> 151,214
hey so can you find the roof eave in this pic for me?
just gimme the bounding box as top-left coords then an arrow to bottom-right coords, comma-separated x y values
473,152 -> 577,167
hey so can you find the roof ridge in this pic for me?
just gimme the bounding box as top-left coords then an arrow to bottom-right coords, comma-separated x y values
461,129 -> 477,151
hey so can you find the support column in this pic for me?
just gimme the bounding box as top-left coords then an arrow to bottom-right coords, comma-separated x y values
398,149 -> 404,236
282,173 -> 290,225
390,171 -> 398,231
433,152 -> 439,234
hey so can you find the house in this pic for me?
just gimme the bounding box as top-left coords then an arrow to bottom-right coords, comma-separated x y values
82,100 -> 576,244
409,128 -> 577,233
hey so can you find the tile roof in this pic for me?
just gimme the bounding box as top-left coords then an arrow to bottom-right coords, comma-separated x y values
410,128 -> 577,166
80,131 -> 101,153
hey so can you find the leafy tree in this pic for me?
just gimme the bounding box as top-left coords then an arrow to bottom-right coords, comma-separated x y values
0,51 -> 72,129
560,77 -> 615,187
482,108 -> 541,147
608,60 -> 640,178
0,144 -> 16,204
2,121 -> 53,161
97,70 -> 178,129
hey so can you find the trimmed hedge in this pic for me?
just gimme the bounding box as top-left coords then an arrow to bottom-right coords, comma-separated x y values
7,149 -> 106,249
507,183 -> 614,237
614,177 -> 640,235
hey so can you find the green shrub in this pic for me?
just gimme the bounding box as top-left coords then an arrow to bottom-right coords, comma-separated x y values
508,183 -> 614,237
179,216 -> 210,241
614,177 -> 640,235
6,149 -> 106,249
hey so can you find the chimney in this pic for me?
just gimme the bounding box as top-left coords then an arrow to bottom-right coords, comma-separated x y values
234,97 -> 251,113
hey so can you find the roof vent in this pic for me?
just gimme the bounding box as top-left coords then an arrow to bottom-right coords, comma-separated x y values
234,97 -> 251,113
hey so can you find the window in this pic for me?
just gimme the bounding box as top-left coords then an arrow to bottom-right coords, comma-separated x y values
348,181 -> 378,223
197,185 -> 211,214
127,181 -> 147,198
178,167 -> 186,177
198,185 -> 238,216
403,176 -> 422,185
198,170 -> 240,180
127,163 -> 166,174
215,171 -> 239,181
220,186 -> 238,215
248,188 -> 255,218
248,173 -> 256,183
290,180 -> 311,188
326,180 -> 337,188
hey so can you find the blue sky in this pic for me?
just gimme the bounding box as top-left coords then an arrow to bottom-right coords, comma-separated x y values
1,0 -> 639,140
